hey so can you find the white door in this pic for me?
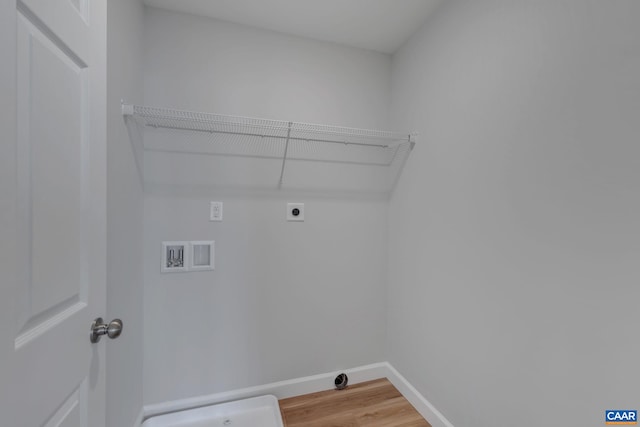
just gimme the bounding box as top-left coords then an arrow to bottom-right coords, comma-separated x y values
0,0 -> 107,426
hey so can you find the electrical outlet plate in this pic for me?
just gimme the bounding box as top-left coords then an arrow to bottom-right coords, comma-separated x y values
287,203 -> 304,221
210,201 -> 223,221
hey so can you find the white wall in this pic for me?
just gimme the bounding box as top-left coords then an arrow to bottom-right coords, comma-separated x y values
143,7 -> 391,128
142,7 -> 391,405
144,196 -> 388,404
106,0 -> 145,425
388,1 -> 640,426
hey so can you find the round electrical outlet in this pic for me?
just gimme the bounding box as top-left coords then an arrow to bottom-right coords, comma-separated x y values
287,203 -> 304,221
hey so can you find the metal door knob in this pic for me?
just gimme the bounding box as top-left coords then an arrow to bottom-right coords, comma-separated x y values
90,317 -> 123,343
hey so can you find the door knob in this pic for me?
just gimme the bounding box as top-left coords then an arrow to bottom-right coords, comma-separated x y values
90,317 -> 123,343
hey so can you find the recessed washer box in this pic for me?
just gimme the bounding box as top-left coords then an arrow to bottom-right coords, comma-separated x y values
287,203 -> 304,221
161,241 -> 188,273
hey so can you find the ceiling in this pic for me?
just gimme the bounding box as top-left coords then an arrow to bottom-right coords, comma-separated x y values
141,0 -> 443,54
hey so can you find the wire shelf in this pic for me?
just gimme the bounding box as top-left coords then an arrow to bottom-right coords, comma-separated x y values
123,104 -> 415,195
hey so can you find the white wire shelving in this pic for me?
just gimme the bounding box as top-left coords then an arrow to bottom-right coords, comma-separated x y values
122,104 -> 415,196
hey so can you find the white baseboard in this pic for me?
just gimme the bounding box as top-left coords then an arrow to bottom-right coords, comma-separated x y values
384,363 -> 455,427
142,362 -> 388,421
140,361 -> 454,427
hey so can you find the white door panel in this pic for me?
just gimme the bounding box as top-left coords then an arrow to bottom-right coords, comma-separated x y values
17,0 -> 91,62
16,9 -> 88,334
1,0 -> 107,426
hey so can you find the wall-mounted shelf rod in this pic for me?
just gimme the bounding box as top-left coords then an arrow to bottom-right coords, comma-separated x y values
145,123 -> 397,148
121,103 -> 416,195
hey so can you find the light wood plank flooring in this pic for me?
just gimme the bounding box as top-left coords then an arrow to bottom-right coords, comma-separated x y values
279,378 -> 431,427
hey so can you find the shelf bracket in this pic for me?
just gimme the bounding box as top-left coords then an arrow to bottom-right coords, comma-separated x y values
278,121 -> 293,189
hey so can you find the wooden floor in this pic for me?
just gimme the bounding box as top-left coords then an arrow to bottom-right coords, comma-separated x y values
279,378 -> 431,427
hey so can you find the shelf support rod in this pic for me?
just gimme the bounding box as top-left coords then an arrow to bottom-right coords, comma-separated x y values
278,122 -> 293,189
